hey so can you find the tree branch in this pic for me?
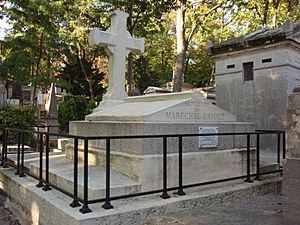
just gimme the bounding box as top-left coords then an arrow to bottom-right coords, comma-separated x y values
187,2 -> 224,45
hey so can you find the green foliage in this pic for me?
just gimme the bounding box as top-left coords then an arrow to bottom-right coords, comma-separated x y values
1,0 -> 300,96
86,100 -> 97,115
133,56 -> 163,93
1,0 -> 107,100
59,58 -> 106,101
0,105 -> 37,146
58,95 -> 96,133
64,95 -> 87,120
58,98 -> 77,133
0,49 -> 34,82
185,46 -> 214,87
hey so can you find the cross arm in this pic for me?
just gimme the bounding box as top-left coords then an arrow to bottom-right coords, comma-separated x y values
89,28 -> 115,47
126,37 -> 145,54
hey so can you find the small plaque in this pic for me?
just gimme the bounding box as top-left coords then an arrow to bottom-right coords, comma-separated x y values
199,127 -> 218,148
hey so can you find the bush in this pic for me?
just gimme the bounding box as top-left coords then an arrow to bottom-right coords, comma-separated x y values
58,95 -> 96,133
0,105 -> 37,147
85,100 -> 97,115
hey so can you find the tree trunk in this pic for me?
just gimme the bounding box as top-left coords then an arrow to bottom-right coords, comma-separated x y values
272,0 -> 281,28
79,58 -> 94,100
32,33 -> 44,106
77,44 -> 94,100
172,0 -> 187,92
262,0 -> 269,27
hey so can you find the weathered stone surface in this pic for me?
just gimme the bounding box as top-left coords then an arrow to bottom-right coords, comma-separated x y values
0,167 -> 282,225
143,194 -> 283,225
283,92 -> 300,225
45,83 -> 59,134
211,21 -> 300,133
70,91 -> 254,190
86,92 -> 236,122
283,159 -> 300,225
69,121 -> 253,155
214,48 -> 298,131
0,191 -> 21,225
66,145 -> 257,190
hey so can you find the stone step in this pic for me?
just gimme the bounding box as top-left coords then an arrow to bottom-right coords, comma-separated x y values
0,166 -> 282,225
260,154 -> 280,173
8,152 -> 141,199
260,163 -> 280,174
0,144 -> 33,154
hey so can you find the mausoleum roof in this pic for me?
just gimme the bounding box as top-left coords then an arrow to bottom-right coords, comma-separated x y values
208,20 -> 300,56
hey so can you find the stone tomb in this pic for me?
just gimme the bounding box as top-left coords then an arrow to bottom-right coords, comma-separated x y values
67,92 -> 255,191
67,9 -> 255,192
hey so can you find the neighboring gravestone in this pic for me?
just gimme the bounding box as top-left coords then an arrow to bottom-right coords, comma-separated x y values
89,10 -> 144,110
283,87 -> 300,225
10,80 -> 22,104
0,84 -> 7,107
208,20 -> 300,131
45,83 -> 59,134
67,10 -> 255,190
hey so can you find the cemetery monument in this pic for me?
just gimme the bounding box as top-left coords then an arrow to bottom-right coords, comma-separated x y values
67,10 -> 255,190
0,83 -> 7,107
89,10 -> 144,110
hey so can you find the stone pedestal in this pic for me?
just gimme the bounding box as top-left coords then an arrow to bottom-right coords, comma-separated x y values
283,93 -> 300,225
67,92 -> 256,190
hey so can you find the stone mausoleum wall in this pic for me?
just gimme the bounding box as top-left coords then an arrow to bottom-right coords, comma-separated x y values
283,91 -> 300,225
215,45 -> 300,131
210,21 -> 300,132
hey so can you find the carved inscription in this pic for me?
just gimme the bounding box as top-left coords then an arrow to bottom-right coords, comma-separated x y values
295,56 -> 300,65
185,102 -> 210,107
165,112 -> 225,121
164,101 -> 226,121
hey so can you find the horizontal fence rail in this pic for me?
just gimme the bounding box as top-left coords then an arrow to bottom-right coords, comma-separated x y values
0,126 -> 285,214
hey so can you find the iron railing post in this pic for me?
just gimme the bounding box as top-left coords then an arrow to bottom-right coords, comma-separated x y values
36,126 -> 40,156
0,129 -> 4,166
70,138 -> 81,208
36,133 -> 44,187
282,131 -> 286,160
255,133 -> 262,181
160,136 -> 170,199
174,136 -> 186,196
42,134 -> 51,191
2,129 -> 8,168
277,133 -> 281,164
4,129 -> 8,168
15,131 -> 21,175
245,134 -> 253,183
19,131 -> 26,177
102,138 -> 114,209
79,138 -> 92,213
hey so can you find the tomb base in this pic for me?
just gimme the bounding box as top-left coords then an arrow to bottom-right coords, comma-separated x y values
67,92 -> 256,190
66,120 -> 256,190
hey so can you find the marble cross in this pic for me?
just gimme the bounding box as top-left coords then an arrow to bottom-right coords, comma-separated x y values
89,10 -> 145,104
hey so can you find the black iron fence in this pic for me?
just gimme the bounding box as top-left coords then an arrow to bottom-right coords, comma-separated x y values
0,126 -> 285,214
